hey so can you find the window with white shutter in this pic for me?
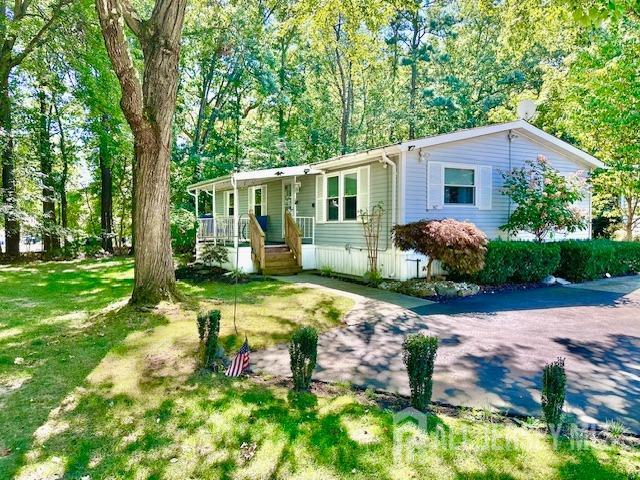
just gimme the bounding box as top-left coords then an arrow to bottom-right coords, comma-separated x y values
477,166 -> 492,210
356,165 -> 370,216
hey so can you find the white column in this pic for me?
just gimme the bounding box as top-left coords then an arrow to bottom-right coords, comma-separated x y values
212,184 -> 217,244
233,178 -> 239,250
195,188 -> 199,218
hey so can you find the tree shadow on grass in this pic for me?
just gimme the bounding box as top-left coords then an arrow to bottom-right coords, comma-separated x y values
0,305 -> 166,478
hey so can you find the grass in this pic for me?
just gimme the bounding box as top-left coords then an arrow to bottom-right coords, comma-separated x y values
1,258 -> 639,479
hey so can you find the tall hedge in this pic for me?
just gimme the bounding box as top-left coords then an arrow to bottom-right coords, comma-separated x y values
555,240 -> 640,281
448,240 -> 561,285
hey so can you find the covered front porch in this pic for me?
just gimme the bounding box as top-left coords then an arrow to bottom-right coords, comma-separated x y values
188,165 -> 321,274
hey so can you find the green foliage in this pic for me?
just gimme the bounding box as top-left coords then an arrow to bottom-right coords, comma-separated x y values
363,269 -> 383,287
402,333 -> 438,412
555,240 -> 640,282
541,357 -> 566,432
289,326 -> 318,391
197,310 -> 221,370
319,265 -> 334,277
451,240 -> 561,285
171,208 -> 197,254
224,267 -> 249,283
200,243 -> 229,267
393,219 -> 488,281
501,156 -> 587,242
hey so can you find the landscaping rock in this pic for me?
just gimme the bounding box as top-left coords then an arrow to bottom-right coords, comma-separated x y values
434,282 -> 460,298
541,275 -> 556,285
555,277 -> 572,285
457,283 -> 480,297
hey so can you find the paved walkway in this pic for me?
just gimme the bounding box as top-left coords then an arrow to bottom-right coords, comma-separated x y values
254,274 -> 640,432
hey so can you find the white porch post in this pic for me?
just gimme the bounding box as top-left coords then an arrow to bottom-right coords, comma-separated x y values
195,188 -> 199,217
232,177 -> 239,250
292,175 -> 298,217
211,184 -> 217,244
194,188 -> 199,241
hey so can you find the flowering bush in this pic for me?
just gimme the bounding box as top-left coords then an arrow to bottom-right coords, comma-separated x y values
392,219 -> 488,281
501,155 -> 587,242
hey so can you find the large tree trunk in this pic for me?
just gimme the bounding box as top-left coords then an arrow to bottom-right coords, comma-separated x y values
1,67 -> 20,256
53,101 -> 69,232
38,89 -> 59,252
99,117 -> 114,253
96,0 -> 186,304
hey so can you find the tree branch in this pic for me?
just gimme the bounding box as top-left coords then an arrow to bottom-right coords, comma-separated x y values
95,0 -> 145,134
120,0 -> 145,39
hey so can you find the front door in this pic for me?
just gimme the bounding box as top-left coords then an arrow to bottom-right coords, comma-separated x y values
282,180 -> 296,236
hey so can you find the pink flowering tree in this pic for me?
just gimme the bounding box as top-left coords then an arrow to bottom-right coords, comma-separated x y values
501,155 -> 587,242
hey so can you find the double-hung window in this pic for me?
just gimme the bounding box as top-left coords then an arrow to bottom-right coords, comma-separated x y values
326,175 -> 340,221
225,191 -> 235,216
444,167 -> 475,205
324,169 -> 363,222
343,172 -> 358,220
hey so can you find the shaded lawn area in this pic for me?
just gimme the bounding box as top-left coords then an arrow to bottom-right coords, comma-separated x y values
0,259 -> 638,479
0,258 -> 351,478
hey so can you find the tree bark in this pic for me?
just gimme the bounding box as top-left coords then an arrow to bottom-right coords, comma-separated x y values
0,67 -> 19,256
99,117 -> 114,253
53,100 -> 68,231
38,89 -> 59,252
96,0 -> 186,304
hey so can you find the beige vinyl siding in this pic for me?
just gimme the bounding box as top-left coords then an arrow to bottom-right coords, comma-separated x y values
404,131 -> 592,240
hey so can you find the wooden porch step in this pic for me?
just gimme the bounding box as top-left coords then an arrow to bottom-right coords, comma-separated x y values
262,265 -> 302,276
261,244 -> 300,275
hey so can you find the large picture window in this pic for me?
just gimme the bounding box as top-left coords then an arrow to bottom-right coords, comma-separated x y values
444,167 -> 475,205
326,175 -> 339,221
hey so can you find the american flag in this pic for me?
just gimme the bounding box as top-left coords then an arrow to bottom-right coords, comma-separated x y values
225,338 -> 250,377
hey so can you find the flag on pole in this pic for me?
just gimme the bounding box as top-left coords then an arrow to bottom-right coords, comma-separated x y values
225,338 -> 250,377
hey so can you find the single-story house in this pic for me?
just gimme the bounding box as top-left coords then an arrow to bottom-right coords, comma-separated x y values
187,120 -> 603,279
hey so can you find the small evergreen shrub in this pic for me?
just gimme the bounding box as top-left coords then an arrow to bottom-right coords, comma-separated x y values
555,240 -> 640,281
197,310 -> 221,370
449,240 -> 561,285
289,326 -> 318,391
200,243 -> 229,267
541,357 -> 566,432
402,334 -> 439,412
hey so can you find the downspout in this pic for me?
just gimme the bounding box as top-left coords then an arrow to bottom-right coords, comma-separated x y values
381,150 -> 397,277
507,130 -> 518,240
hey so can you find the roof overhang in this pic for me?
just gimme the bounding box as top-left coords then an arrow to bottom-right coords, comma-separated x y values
312,120 -> 603,170
187,165 -> 324,192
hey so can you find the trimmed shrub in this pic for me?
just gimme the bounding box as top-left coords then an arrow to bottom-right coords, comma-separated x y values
200,243 -> 229,267
450,240 -> 561,285
402,334 -> 439,412
289,327 -> 318,391
393,219 -> 487,281
197,310 -> 221,369
541,357 -> 566,432
555,240 -> 640,282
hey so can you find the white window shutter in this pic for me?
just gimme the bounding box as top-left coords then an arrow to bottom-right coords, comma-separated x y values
427,161 -> 444,210
477,166 -> 492,210
248,187 -> 254,213
315,175 -> 325,223
357,166 -> 370,214
262,186 -> 267,213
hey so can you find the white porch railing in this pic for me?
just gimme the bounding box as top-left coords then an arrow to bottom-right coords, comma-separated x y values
198,216 -> 249,243
294,216 -> 314,241
198,215 -> 313,244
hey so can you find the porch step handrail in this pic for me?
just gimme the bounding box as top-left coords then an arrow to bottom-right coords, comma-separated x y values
248,212 -> 266,270
284,210 -> 303,268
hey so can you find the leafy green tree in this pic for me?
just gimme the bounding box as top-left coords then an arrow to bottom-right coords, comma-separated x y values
501,155 -> 587,242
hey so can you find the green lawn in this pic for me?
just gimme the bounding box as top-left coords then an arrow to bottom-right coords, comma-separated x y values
0,258 -> 638,479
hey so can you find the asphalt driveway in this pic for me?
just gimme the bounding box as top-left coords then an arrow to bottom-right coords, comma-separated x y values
254,275 -> 640,432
